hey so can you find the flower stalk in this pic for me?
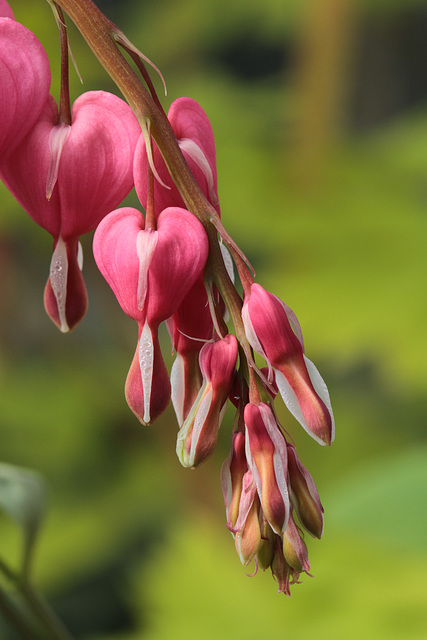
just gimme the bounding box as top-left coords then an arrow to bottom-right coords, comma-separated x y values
50,0 -> 249,354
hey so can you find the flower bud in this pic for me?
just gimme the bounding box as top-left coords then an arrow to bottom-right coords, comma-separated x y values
270,534 -> 292,596
242,283 -> 334,446
176,334 -> 238,467
235,495 -> 262,566
283,511 -> 310,573
287,442 -> 324,539
134,97 -> 220,216
244,402 -> 290,535
221,431 -> 248,530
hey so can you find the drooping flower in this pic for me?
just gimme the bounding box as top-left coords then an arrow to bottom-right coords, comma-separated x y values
287,441 -> 324,539
134,96 -> 220,216
242,283 -> 334,445
0,91 -> 140,331
93,206 -> 209,424
176,333 -> 238,467
0,15 -> 50,164
244,401 -> 290,536
169,277 -> 214,424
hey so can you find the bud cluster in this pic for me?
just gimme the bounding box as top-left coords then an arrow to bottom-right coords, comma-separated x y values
0,0 -> 334,594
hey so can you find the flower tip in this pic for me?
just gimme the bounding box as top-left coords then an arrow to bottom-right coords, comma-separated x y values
43,238 -> 88,332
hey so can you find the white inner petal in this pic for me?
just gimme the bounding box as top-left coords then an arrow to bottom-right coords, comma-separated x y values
138,321 -> 154,424
303,355 -> 335,443
46,123 -> 71,200
275,369 -> 326,446
49,237 -> 69,333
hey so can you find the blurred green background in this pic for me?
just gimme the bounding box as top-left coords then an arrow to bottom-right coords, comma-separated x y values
1,0 -> 427,638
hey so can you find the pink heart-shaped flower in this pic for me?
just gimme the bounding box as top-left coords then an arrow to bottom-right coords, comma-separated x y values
134,97 -> 220,216
93,206 -> 209,325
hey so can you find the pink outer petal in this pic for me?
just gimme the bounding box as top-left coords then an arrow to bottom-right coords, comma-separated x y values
244,402 -> 290,535
57,91 -> 141,238
243,284 -> 333,446
94,206 -> 208,326
134,97 -> 220,216
199,334 -> 238,396
0,2 -> 14,18
0,95 -> 61,237
0,19 -> 50,163
146,207 -> 209,324
93,207 -> 145,321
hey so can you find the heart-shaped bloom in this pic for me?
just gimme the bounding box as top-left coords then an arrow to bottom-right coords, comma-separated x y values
0,91 -> 140,331
93,205 -> 209,424
0,16 -> 50,163
134,96 -> 220,216
242,283 -> 334,446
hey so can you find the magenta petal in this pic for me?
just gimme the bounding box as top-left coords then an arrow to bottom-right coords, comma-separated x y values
0,1 -> 14,18
242,284 -> 334,446
0,18 -> 50,163
134,97 -> 220,216
93,207 -> 146,321
94,206 -> 208,330
57,91 -> 141,237
0,96 -> 61,237
146,207 -> 209,323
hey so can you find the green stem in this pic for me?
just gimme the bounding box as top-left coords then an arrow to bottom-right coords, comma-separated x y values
0,587 -> 41,640
0,556 -> 74,640
21,582 -> 74,640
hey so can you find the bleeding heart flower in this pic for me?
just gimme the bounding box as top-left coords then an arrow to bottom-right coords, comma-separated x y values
242,283 -> 334,446
0,15 -> 50,164
134,96 -> 220,216
0,91 -> 140,331
93,205 -> 209,424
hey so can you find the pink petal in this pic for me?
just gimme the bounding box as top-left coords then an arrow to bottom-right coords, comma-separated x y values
57,91 -> 141,237
0,2 -> 14,18
134,97 -> 220,216
0,96 -> 62,237
145,207 -> 209,324
0,18 -> 50,163
93,207 -> 145,321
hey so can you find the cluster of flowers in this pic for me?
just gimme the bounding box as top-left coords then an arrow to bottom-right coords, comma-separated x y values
0,1 -> 334,594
